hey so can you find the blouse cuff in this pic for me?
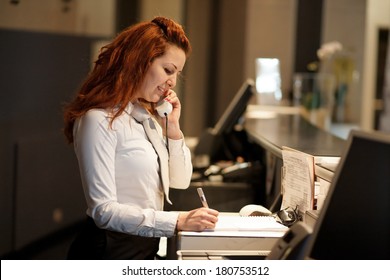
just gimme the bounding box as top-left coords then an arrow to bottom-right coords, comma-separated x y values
168,137 -> 186,156
155,211 -> 180,237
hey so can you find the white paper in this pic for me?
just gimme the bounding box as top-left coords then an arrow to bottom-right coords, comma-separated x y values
207,215 -> 288,232
281,146 -> 315,213
316,177 -> 331,211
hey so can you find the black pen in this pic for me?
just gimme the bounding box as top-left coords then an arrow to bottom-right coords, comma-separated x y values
197,187 -> 209,208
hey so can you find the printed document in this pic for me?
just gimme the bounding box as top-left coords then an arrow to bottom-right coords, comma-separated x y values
281,146 -> 315,213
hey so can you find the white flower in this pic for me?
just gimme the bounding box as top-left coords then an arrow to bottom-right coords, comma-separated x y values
317,41 -> 343,60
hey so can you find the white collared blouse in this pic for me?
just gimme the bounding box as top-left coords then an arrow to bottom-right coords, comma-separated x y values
73,102 -> 192,237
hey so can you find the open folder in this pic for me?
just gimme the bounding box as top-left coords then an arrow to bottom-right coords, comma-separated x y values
206,215 -> 288,232
173,214 -> 289,259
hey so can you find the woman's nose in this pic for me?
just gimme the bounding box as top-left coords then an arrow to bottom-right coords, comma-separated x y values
167,77 -> 176,88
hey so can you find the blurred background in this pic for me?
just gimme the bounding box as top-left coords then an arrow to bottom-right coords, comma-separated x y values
0,0 -> 389,259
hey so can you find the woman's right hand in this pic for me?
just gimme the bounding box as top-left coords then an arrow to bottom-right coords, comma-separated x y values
176,208 -> 219,232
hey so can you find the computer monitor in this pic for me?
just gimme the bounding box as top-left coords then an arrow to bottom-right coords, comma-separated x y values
304,129 -> 390,259
213,78 -> 255,136
194,79 -> 255,163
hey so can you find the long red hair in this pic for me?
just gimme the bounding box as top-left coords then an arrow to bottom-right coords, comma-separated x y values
63,17 -> 191,143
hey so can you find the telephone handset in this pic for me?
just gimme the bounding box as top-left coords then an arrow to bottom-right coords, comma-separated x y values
156,99 -> 173,117
156,99 -> 172,153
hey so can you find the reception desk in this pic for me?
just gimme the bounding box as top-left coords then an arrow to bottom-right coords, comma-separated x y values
244,107 -> 346,158
244,106 -> 346,210
167,107 -> 347,260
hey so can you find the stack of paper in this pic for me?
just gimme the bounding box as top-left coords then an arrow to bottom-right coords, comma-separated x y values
281,146 -> 315,213
207,216 -> 288,232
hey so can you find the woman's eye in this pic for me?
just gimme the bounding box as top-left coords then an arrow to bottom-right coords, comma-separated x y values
164,68 -> 174,75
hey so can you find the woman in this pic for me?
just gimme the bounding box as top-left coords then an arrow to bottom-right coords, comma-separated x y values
63,17 -> 219,259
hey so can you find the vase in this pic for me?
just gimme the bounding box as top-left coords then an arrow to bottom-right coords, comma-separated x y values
293,73 -> 335,131
319,51 -> 356,123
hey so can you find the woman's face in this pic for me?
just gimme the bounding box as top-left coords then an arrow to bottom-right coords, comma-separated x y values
137,45 -> 186,103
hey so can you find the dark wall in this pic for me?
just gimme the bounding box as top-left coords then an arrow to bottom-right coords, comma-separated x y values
294,0 -> 323,73
202,0 -> 248,128
0,29 -> 104,255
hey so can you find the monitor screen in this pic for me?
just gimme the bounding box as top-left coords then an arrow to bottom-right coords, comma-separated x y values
213,79 -> 255,135
193,79 -> 255,164
305,129 -> 390,259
